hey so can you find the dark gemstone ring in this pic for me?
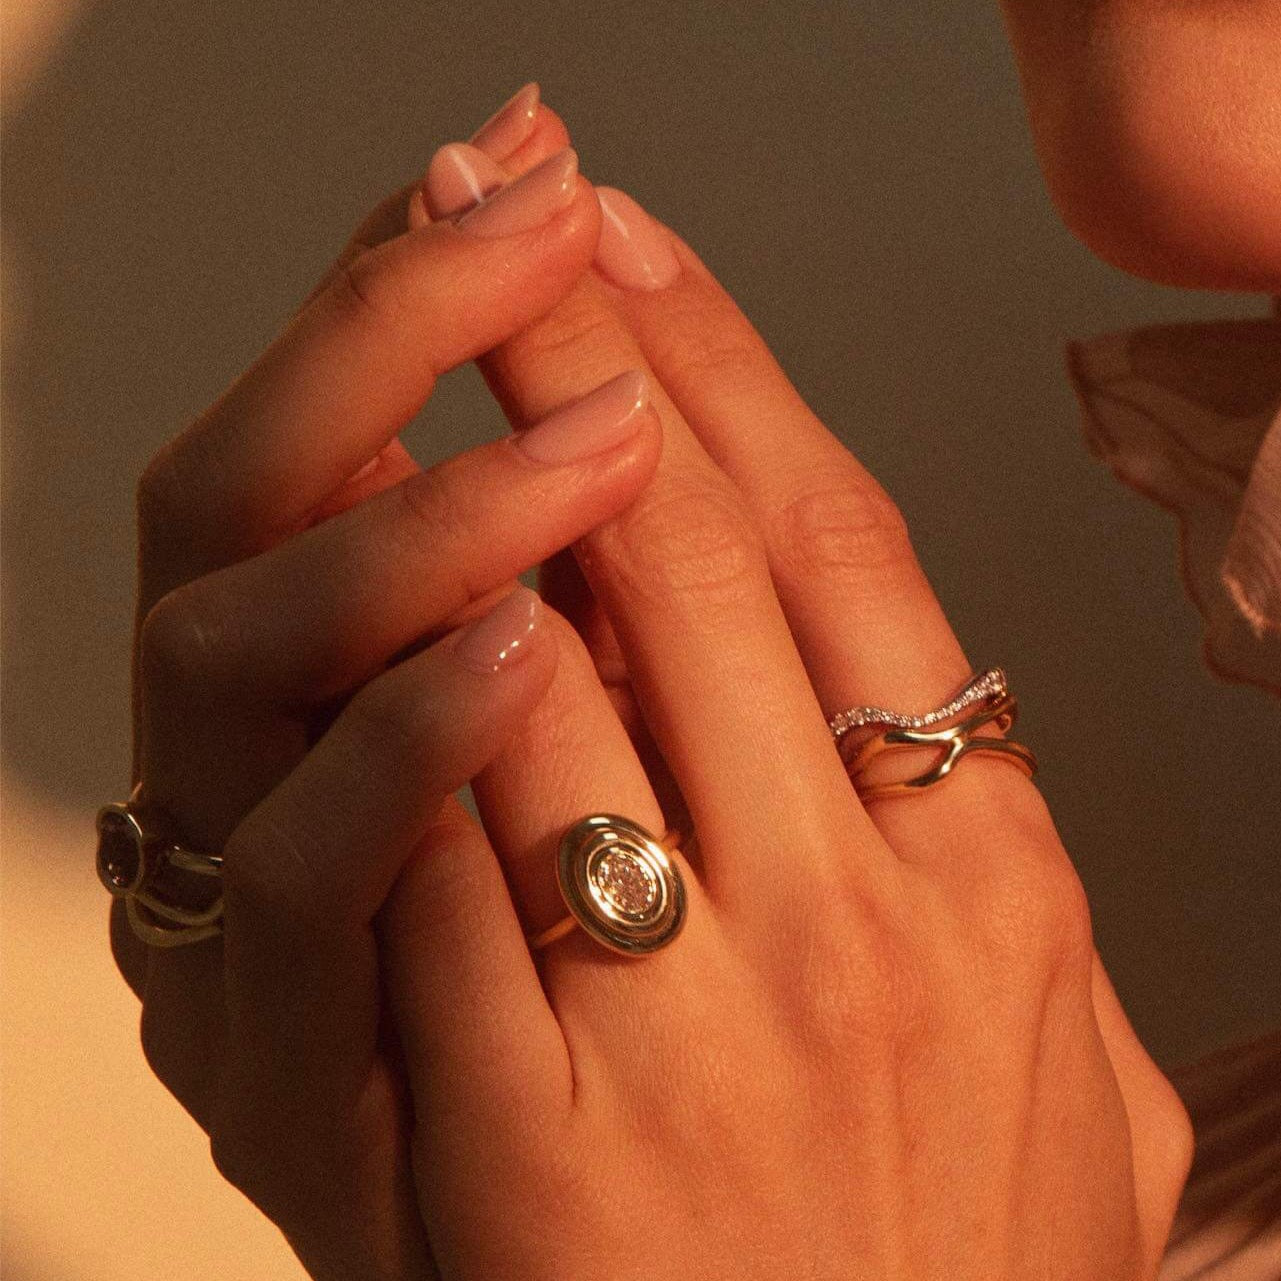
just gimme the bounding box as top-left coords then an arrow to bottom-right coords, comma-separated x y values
96,788 -> 224,948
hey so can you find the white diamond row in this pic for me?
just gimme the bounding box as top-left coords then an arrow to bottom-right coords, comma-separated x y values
826,668 -> 1008,740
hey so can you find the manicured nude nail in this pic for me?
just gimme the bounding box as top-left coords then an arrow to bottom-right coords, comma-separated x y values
456,148 -> 578,239
454,585 -> 542,674
469,82 -> 540,161
594,187 -> 680,291
425,142 -> 508,219
406,185 -> 430,231
516,370 -> 650,465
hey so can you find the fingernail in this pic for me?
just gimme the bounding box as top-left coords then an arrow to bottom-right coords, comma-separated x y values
456,148 -> 578,239
425,142 -> 508,220
454,585 -> 542,674
594,187 -> 680,291
469,82 -> 540,161
516,370 -> 650,465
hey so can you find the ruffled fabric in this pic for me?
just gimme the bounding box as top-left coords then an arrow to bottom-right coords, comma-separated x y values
1067,315 -> 1281,697
1069,315 -> 1281,1278
1159,1030 -> 1281,1280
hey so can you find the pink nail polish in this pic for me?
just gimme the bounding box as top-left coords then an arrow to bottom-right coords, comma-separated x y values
425,142 -> 508,220
456,148 -> 578,239
454,585 -> 542,674
594,187 -> 681,292
469,83 -> 540,161
516,370 -> 650,465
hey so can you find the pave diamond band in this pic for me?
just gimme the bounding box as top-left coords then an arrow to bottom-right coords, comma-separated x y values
826,668 -> 1009,745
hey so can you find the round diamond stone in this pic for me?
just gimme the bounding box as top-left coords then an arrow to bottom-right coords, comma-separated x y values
593,849 -> 658,915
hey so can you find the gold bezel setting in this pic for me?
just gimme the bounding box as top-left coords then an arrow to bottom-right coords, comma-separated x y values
556,814 -> 686,955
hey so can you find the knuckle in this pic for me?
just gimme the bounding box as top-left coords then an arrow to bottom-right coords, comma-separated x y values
663,319 -> 765,388
514,297 -> 624,372
790,875 -> 920,1051
602,483 -> 767,613
392,467 -> 483,593
341,672 -> 442,775
978,849 -> 1096,974
208,1121 -> 256,1197
135,447 -> 175,537
769,474 -> 915,583
137,1001 -> 172,1086
384,816 -> 485,940
136,424 -> 222,553
325,243 -> 405,333
221,810 -> 337,939
208,1113 -> 294,1221
1156,1082 -> 1196,1190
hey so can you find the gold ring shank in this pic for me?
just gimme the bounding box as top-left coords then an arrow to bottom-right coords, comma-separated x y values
844,694 -> 1038,800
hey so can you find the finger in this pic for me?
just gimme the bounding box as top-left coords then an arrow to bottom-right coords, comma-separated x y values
472,105 -> 665,775
213,586 -> 560,1241
419,149 -> 878,911
468,606 -> 721,1082
295,180 -> 420,316
134,369 -> 654,1115
137,371 -> 660,711
591,191 -> 1051,856
137,148 -> 598,611
466,101 -> 626,658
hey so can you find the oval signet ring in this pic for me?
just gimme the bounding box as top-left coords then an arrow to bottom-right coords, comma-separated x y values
551,813 -> 687,955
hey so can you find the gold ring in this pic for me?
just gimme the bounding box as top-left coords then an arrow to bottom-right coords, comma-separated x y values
96,787 -> 224,948
843,694 -> 1038,799
527,814 -> 687,956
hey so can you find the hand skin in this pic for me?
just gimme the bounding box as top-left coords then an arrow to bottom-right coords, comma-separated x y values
374,104 -> 1192,1279
998,1 -> 1281,291
112,139 -> 666,1279
117,87 -> 1196,1281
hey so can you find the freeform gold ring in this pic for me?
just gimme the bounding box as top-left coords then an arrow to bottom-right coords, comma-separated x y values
96,787 -> 224,948
842,693 -> 1038,800
527,814 -> 687,956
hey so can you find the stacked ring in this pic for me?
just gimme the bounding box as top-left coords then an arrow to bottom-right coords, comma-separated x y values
827,669 -> 1038,800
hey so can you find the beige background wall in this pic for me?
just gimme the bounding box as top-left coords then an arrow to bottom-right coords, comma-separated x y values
3,2 -> 1277,1277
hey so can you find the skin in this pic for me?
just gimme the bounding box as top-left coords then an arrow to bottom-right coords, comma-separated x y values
118,0 -> 1281,1266
999,1 -> 1281,292
111,93 -> 1197,1279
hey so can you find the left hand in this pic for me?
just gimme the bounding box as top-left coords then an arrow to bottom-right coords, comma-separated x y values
370,106 -> 1195,1277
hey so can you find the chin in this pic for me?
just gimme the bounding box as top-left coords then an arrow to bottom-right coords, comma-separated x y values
1001,0 -> 1281,293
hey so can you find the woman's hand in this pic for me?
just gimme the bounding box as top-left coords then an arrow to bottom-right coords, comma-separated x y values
365,101 -> 1197,1278
112,109 -> 666,1279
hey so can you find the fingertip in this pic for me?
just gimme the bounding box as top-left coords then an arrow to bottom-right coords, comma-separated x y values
500,105 -> 574,177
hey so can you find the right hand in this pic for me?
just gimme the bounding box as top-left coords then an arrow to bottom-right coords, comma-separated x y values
112,113 -> 662,1277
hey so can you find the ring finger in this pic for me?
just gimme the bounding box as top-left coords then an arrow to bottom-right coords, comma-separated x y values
591,198 -> 1058,867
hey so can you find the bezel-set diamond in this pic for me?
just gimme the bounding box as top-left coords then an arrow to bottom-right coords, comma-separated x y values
557,814 -> 686,955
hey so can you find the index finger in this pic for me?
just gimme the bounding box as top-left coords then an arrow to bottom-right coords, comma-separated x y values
137,148 -> 600,609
